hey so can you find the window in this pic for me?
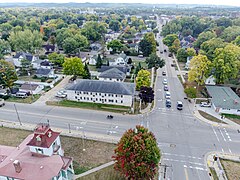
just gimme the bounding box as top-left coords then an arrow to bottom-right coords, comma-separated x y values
75,96 -> 77,99
121,100 -> 123,103
87,97 -> 89,100
84,97 -> 85,100
61,170 -> 67,178
80,97 -> 82,100
116,100 -> 118,103
109,99 -> 114,102
36,148 -> 43,154
237,109 -> 240,112
112,94 -> 114,97
90,92 -> 92,95
96,98 -> 98,101
121,95 -> 123,98
115,94 -> 117,97
105,94 -> 106,96
105,99 -> 107,102
91,98 -> 92,100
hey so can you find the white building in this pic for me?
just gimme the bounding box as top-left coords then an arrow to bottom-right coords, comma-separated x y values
109,53 -> 129,66
98,68 -> 126,82
13,52 -> 37,67
66,79 -> 135,107
19,83 -> 44,95
206,86 -> 240,115
205,75 -> 216,85
0,123 -> 74,180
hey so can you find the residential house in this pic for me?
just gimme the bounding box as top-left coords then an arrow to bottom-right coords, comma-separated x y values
42,44 -> 55,55
88,55 -> 97,65
19,83 -> 44,95
32,59 -> 44,69
13,52 -> 37,67
98,68 -> 126,82
40,60 -> 54,69
0,123 -> 74,180
66,79 -> 135,107
36,68 -> 55,78
205,75 -> 216,86
109,53 -> 129,66
99,66 -> 131,76
206,86 -> 240,115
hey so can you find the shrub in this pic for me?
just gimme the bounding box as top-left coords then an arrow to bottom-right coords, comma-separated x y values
184,87 -> 197,98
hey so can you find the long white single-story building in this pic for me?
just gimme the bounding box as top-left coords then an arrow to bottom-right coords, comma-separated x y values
206,86 -> 240,115
66,79 -> 135,107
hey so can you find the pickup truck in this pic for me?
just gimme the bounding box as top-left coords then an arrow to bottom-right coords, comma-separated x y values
0,98 -> 5,107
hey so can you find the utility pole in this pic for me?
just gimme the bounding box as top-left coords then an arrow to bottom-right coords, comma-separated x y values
14,104 -> 22,125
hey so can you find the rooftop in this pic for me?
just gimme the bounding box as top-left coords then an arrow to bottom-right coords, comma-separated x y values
13,52 -> 33,61
20,83 -> 40,91
206,86 -> 240,109
99,68 -> 126,80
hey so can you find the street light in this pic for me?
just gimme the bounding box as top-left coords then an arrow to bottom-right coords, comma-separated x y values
76,126 -> 86,151
27,71 -> 34,102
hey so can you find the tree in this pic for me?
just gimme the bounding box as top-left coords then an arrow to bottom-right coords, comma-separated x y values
109,20 -> 121,32
63,57 -> 84,76
48,52 -> 65,67
139,86 -> 154,103
81,21 -> 107,41
162,34 -> 178,47
83,63 -> 91,79
62,37 -> 78,54
134,62 -> 142,75
139,32 -> 156,57
8,29 -> 43,54
176,48 -> 188,62
0,39 -> 10,59
136,69 -> 151,90
186,48 -> 196,57
188,55 -> 211,86
96,54 -> 102,68
146,53 -> 165,69
107,39 -> 123,53
232,35 -> 240,46
169,38 -> 180,53
112,125 -> 160,179
221,26 -> 240,42
0,60 -> 18,89
212,44 -> 240,84
127,58 -> 132,64
184,87 -> 197,98
215,17 -> 232,28
193,31 -> 216,49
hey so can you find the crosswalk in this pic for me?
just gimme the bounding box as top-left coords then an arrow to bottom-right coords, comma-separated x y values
212,126 -> 232,142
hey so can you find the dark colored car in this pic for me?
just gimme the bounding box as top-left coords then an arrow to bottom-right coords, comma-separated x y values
164,49 -> 167,52
168,53 -> 173,57
162,71 -> 166,76
166,100 -> 171,108
107,115 -> 113,119
160,51 -> 163,54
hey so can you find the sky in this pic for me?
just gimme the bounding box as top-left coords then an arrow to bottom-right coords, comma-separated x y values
0,0 -> 240,7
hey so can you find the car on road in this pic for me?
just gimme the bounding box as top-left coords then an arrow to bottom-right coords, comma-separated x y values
160,51 -> 163,54
200,102 -> 211,107
0,98 -> 5,107
168,53 -> 173,57
165,99 -> 171,108
107,115 -> 113,119
165,92 -> 171,99
164,49 -> 167,52
177,101 -> 183,110
163,79 -> 167,85
162,71 -> 166,76
164,85 -> 168,91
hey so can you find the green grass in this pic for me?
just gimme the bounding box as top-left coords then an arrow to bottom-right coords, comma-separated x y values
73,161 -> 92,175
6,94 -> 41,104
198,110 -> 227,124
209,167 -> 219,180
17,76 -> 42,82
177,75 -> 183,84
221,113 -> 240,120
46,100 -> 131,113
132,60 -> 148,69
88,65 -> 97,71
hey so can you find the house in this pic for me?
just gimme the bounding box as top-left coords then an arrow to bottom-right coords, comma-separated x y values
88,55 -> 97,65
36,68 -> 55,78
0,123 -> 74,180
66,79 -> 135,107
205,75 -> 216,85
42,44 -> 55,54
98,68 -> 126,82
32,59 -> 44,69
19,83 -> 44,95
13,52 -> 37,67
40,60 -> 54,69
206,86 -> 240,115
109,53 -> 129,66
99,66 -> 131,76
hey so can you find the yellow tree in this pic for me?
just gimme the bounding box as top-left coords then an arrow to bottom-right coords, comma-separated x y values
136,69 -> 151,90
63,57 -> 84,76
188,55 -> 211,86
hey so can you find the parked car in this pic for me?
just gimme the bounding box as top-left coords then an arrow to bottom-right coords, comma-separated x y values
162,71 -> 166,76
164,85 -> 168,91
163,79 -> 167,85
165,99 -> 171,108
160,51 -> 163,54
164,49 -> 167,52
177,101 -> 183,110
55,92 -> 67,98
165,92 -> 171,99
0,98 -> 5,107
200,102 -> 211,107
168,53 -> 173,57
15,91 -> 28,98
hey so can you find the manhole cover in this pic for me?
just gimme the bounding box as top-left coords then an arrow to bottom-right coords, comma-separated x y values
170,144 -> 176,148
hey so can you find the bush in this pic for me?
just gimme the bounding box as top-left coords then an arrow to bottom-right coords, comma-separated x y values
40,77 -> 47,82
184,87 -> 197,98
39,55 -> 47,60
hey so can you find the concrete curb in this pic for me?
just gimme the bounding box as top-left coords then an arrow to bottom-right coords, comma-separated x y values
74,161 -> 115,179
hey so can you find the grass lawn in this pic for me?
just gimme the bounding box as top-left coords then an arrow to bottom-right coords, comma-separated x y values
0,127 -> 116,175
220,159 -> 240,180
132,59 -> 148,69
76,164 -> 125,180
177,75 -> 183,84
46,100 -> 131,113
198,110 -> 227,124
6,94 -> 41,104
209,167 -> 219,180
221,114 -> 240,125
88,65 -> 97,71
18,76 -> 42,82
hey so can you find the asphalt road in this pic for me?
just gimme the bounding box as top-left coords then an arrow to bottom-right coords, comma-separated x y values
0,19 -> 240,180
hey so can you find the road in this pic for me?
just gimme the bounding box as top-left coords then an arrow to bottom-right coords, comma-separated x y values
0,18 -> 240,180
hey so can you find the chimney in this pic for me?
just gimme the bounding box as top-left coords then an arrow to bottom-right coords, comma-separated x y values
13,160 -> 22,173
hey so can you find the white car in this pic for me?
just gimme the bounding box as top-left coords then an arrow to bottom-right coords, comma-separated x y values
165,92 -> 171,99
163,79 -> 167,85
55,92 -> 67,98
200,102 -> 211,107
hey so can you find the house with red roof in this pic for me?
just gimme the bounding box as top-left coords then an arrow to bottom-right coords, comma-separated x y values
0,124 -> 74,180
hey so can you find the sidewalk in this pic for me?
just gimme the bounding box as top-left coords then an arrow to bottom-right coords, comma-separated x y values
206,152 -> 240,180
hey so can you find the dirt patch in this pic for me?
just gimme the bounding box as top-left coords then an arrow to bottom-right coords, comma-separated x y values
198,110 -> 227,124
220,159 -> 240,180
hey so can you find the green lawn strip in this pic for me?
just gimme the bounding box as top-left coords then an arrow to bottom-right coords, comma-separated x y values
46,100 -> 131,113
209,167 -> 219,180
177,75 -> 183,84
221,113 -> 240,125
132,60 -> 148,69
198,110 -> 227,124
88,65 -> 97,71
6,94 -> 41,104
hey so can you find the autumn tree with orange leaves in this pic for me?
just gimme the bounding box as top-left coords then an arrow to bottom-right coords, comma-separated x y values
112,125 -> 160,179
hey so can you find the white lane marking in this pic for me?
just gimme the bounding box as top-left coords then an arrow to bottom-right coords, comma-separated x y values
184,165 -> 207,171
163,158 -> 204,166
229,148 -> 232,154
212,126 -> 220,142
223,128 -> 232,141
219,129 -> 226,141
162,153 -> 202,160
222,148 -> 224,153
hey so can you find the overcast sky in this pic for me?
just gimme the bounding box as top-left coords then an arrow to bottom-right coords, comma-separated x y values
0,0 -> 240,7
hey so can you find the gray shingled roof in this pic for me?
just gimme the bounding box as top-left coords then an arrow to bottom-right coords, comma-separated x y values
206,86 -> 240,109
66,79 -> 135,95
36,68 -> 51,75
14,52 -> 33,61
99,68 -> 126,80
